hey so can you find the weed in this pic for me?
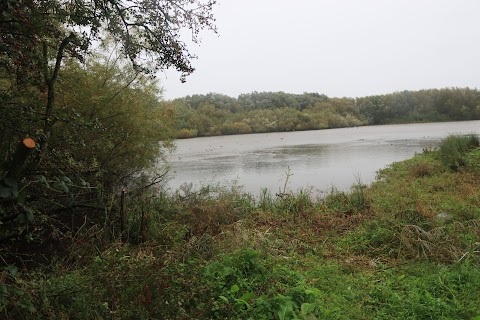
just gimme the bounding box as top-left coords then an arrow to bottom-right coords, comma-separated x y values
259,188 -> 275,211
438,134 -> 479,170
409,161 -> 436,177
322,182 -> 369,214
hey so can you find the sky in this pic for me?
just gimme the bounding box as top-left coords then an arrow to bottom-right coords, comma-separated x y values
159,0 -> 480,100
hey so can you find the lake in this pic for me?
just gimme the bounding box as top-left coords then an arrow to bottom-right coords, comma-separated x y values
164,120 -> 480,196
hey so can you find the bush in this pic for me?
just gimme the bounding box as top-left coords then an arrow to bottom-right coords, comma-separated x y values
438,134 -> 479,170
323,182 -> 369,214
176,128 -> 198,138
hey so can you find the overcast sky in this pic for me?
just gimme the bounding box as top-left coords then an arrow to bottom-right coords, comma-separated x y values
159,0 -> 480,100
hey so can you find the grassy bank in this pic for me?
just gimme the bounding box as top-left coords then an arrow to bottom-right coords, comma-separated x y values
2,136 -> 480,319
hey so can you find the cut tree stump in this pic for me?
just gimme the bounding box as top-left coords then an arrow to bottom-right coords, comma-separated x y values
3,138 -> 37,178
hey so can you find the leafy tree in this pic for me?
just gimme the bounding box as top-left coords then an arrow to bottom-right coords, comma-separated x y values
0,0 -> 216,157
0,0 -> 216,253
54,56 -> 175,180
172,88 -> 480,138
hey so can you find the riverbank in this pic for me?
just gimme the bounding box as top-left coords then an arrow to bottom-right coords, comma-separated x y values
2,136 -> 480,319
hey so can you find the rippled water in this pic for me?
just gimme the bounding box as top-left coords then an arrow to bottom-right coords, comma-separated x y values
164,120 -> 480,195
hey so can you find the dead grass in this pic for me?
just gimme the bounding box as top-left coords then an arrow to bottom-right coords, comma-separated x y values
399,222 -> 480,263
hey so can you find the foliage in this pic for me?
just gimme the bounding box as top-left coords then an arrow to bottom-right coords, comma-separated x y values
54,57 -> 176,178
0,0 -> 217,82
322,183 -> 369,215
438,134 -> 480,170
3,142 -> 480,318
356,87 -> 480,124
171,88 -> 480,138
0,265 -> 36,316
0,0 -> 216,253
345,147 -> 480,263
363,263 -> 480,319
172,92 -> 367,137
0,54 -> 177,264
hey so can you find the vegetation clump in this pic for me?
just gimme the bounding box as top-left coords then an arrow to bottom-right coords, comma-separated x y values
438,134 -> 480,170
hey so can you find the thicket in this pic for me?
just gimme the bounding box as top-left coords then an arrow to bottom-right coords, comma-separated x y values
172,88 -> 480,138
0,0 -> 216,281
438,134 -> 480,170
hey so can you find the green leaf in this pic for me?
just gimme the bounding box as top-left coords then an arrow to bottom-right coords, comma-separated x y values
26,303 -> 36,313
240,292 -> 254,301
16,213 -> 27,224
0,186 -> 11,198
230,284 -> 240,293
0,284 -> 8,295
11,182 -> 18,198
4,265 -> 18,277
305,288 -> 322,297
17,191 -> 27,204
19,302 -> 36,313
301,303 -> 316,315
277,302 -> 293,320
53,181 -> 69,193
35,175 -> 47,184
219,295 -> 229,303
35,175 -> 50,188
25,209 -> 34,222
219,266 -> 233,278
3,177 -> 17,188
234,297 -> 251,308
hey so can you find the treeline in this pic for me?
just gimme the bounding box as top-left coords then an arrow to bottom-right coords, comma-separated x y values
172,88 -> 480,138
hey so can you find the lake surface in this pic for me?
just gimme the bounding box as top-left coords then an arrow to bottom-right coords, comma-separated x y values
164,120 -> 480,196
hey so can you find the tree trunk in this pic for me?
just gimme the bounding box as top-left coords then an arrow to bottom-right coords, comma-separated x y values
39,34 -> 75,161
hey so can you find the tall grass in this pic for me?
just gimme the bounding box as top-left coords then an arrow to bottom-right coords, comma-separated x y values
438,134 -> 479,170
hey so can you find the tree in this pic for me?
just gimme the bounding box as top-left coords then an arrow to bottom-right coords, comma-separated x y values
54,57 -> 176,179
0,0 -> 217,249
0,0 -> 217,158
1,0 -> 217,79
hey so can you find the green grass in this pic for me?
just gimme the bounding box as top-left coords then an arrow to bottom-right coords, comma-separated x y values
2,138 -> 480,319
438,134 -> 480,170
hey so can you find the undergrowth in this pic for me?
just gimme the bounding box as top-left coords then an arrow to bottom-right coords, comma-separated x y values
2,136 -> 480,319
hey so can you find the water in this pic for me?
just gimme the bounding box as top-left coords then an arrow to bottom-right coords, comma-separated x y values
164,120 -> 480,195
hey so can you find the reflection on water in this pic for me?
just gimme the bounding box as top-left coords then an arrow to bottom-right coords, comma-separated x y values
164,120 -> 480,195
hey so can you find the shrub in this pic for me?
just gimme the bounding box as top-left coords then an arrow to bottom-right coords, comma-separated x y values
438,134 -> 479,170
323,182 -> 369,214
409,162 -> 435,177
176,128 -> 198,138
